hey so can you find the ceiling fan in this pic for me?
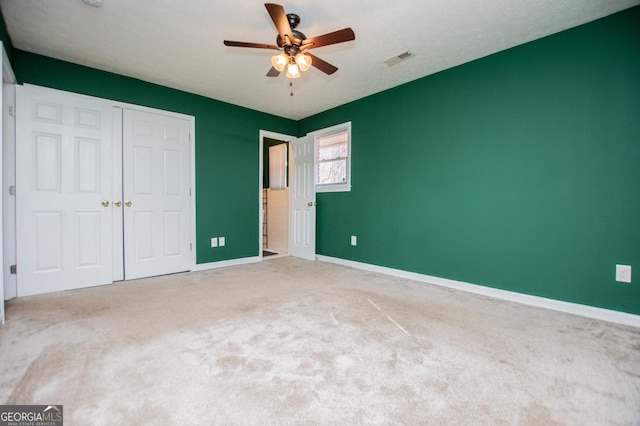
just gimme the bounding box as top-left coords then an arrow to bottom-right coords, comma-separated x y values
223,3 -> 355,79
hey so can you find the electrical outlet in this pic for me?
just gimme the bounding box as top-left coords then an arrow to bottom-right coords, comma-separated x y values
210,237 -> 218,248
351,235 -> 357,246
616,264 -> 631,283
219,237 -> 225,247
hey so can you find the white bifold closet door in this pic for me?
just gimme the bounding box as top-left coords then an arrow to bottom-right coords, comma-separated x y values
122,108 -> 191,280
16,85 -> 114,295
16,85 -> 191,297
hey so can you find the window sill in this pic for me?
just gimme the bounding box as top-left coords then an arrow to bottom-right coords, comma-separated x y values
316,183 -> 351,193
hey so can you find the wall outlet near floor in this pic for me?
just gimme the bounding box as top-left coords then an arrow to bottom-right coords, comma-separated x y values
219,237 -> 225,247
351,235 -> 357,246
210,237 -> 218,248
615,264 -> 632,283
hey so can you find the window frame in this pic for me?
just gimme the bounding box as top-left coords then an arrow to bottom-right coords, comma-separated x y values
313,121 -> 352,193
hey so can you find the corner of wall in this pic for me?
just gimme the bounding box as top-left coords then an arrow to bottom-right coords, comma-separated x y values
0,7 -> 14,66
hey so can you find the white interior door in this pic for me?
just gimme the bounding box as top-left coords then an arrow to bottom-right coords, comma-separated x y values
122,108 -> 191,280
289,135 -> 316,261
16,85 -> 114,296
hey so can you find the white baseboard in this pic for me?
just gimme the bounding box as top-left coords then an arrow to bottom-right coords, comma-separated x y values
317,255 -> 640,328
191,256 -> 261,272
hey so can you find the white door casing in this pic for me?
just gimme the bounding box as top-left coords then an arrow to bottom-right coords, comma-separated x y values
1,42 -> 15,323
16,85 -> 114,296
289,135 -> 316,261
122,108 -> 191,280
2,82 -> 16,301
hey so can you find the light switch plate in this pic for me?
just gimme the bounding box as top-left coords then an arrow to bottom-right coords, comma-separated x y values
219,237 -> 225,247
616,264 -> 631,283
351,235 -> 357,246
211,237 -> 218,248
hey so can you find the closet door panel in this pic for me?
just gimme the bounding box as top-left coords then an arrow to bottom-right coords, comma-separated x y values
16,85 -> 114,296
122,109 -> 190,280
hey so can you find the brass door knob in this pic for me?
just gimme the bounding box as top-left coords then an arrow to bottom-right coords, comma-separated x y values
113,200 -> 122,207
125,201 -> 132,207
101,200 -> 109,207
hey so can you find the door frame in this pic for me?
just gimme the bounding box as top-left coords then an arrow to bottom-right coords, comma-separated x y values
1,42 -> 16,323
258,130 -> 296,260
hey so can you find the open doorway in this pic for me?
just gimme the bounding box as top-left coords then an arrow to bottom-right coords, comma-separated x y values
259,131 -> 294,259
259,130 -> 316,262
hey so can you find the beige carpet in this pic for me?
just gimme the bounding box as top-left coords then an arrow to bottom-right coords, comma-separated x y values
1,257 -> 639,425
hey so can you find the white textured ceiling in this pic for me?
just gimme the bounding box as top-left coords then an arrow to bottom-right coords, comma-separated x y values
1,0 -> 638,120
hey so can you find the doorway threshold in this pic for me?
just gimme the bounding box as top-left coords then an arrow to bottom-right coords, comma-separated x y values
262,250 -> 289,260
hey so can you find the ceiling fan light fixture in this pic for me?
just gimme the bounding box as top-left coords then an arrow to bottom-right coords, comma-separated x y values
286,62 -> 301,79
271,53 -> 288,72
223,3 -> 356,80
295,53 -> 312,72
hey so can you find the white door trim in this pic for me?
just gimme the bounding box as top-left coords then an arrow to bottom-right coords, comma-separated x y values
1,42 -> 16,323
258,130 -> 296,260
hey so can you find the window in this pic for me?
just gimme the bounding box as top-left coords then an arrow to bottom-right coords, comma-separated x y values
314,122 -> 351,192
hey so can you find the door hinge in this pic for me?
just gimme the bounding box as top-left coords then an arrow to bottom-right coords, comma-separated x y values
10,265 -> 16,274
9,186 -> 16,196
190,243 -> 193,251
8,106 -> 15,117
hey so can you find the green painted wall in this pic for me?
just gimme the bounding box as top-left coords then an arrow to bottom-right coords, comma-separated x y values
300,6 -> 640,314
11,50 -> 297,264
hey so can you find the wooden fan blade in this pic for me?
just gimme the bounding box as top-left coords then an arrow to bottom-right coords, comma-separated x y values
307,53 -> 338,75
266,67 -> 281,77
224,40 -> 279,50
302,28 -> 355,50
265,3 -> 293,46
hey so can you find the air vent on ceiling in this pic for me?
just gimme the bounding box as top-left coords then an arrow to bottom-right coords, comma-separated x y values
81,0 -> 103,7
384,50 -> 414,67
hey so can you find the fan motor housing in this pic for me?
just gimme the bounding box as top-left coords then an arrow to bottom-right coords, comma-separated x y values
287,13 -> 301,29
276,30 -> 307,48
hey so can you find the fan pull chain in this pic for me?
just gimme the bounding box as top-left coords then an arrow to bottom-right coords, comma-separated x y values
289,81 -> 294,96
